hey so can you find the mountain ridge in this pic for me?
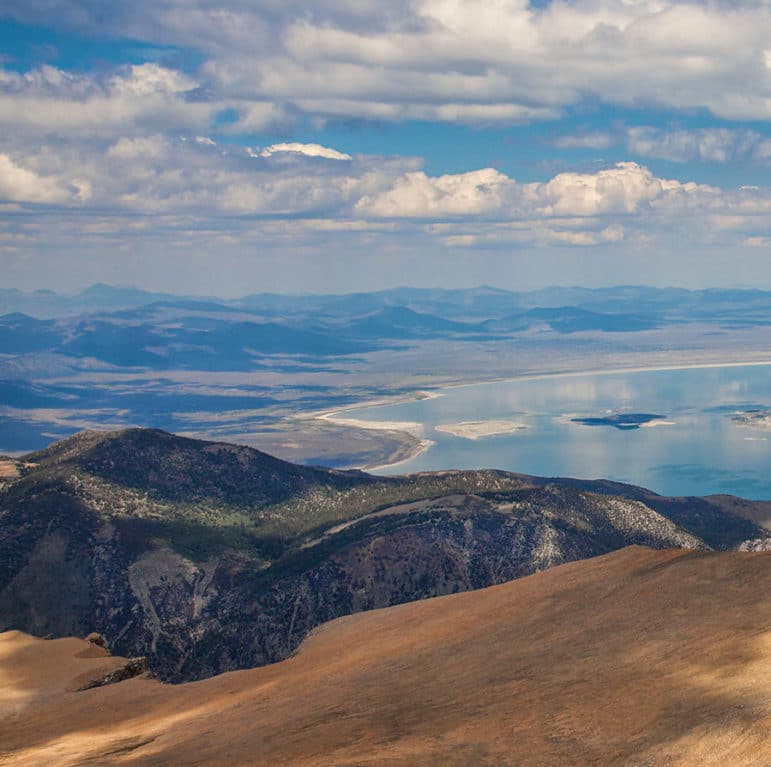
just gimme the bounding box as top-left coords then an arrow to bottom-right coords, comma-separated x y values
1,428 -> 768,681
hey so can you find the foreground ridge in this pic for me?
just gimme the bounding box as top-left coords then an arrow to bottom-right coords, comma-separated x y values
0,428 -> 769,682
1,547 -> 770,766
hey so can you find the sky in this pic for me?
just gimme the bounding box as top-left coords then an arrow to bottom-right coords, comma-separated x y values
2,0 -> 771,296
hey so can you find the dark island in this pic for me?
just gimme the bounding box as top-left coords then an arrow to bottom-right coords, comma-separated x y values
571,413 -> 667,430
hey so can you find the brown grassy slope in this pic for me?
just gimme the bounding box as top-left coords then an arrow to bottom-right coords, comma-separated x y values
1,546 -> 770,767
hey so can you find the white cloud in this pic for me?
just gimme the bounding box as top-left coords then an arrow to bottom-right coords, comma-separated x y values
0,64 -> 220,139
107,135 -> 170,160
0,153 -> 86,203
355,168 -> 511,217
554,125 -> 771,165
441,222 -> 626,248
3,1 -> 771,130
0,140 -> 752,245
257,143 -> 352,160
525,162 -> 717,217
109,63 -> 196,97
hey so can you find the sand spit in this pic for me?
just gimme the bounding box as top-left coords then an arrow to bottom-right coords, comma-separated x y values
434,419 -> 529,440
310,390 -> 441,470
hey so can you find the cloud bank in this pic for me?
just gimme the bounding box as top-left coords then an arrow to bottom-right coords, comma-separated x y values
2,1 -> 771,134
2,1 -> 771,292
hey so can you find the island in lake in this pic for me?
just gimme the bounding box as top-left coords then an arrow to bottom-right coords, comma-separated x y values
732,409 -> 771,430
570,413 -> 669,430
435,419 -> 528,440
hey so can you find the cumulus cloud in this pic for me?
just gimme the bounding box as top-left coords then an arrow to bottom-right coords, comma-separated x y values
441,222 -> 626,249
0,63 -> 220,138
552,132 -> 615,150
525,162 -> 717,217
175,1 -> 771,122
373,162 -> 718,222
0,139 -> 751,241
0,153 -> 88,203
1,138 -> 410,218
5,131 -> 771,294
355,168 -> 512,217
257,143 -> 352,160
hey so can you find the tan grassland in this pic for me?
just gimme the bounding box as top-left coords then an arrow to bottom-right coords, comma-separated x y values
2,546 -> 770,766
0,460 -> 19,479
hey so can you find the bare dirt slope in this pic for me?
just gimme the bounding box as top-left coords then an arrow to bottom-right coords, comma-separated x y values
1,546 -> 770,767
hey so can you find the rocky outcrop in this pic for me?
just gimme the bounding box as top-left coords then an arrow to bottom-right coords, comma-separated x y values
77,657 -> 151,690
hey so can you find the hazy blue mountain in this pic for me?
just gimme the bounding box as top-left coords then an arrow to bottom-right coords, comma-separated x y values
484,306 -> 659,334
0,312 -> 380,371
0,284 -> 207,318
8,283 -> 771,325
0,314 -> 63,353
341,306 -> 482,338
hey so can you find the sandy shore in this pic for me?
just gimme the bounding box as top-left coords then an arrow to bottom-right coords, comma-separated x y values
310,393 -> 439,472
435,419 -> 528,440
316,412 -> 437,472
363,437 -> 435,473
317,412 -> 424,435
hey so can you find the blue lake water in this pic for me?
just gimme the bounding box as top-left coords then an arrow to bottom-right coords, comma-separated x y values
343,364 -> 771,499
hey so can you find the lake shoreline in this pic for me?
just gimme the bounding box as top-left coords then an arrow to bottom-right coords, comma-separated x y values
310,357 -> 771,474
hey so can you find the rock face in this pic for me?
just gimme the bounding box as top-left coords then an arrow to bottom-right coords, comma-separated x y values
0,428 -> 768,681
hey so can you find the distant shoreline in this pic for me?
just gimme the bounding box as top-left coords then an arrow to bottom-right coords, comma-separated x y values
311,357 -> 771,472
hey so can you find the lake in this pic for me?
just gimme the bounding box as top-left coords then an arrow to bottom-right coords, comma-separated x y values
342,363 -> 771,499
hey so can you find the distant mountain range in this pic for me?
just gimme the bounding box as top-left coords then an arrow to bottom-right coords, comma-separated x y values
5,283 -> 771,374
1,428 -> 768,682
6,283 -> 771,323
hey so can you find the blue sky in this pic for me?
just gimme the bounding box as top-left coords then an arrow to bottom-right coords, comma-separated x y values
2,1 -> 771,295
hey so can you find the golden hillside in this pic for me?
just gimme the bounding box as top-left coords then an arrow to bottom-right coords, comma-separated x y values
1,546 -> 769,766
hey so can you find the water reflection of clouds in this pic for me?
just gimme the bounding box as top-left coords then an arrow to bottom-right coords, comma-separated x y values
351,364 -> 771,497
702,402 -> 766,413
